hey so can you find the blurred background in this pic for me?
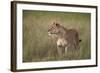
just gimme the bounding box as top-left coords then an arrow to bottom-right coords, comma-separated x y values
23,10 -> 91,62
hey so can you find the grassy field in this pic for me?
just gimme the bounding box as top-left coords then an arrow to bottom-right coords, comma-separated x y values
23,10 -> 91,62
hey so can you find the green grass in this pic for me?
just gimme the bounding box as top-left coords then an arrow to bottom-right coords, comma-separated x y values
23,10 -> 91,62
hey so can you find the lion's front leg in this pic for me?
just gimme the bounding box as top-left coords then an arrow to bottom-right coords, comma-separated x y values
65,46 -> 68,55
57,45 -> 63,57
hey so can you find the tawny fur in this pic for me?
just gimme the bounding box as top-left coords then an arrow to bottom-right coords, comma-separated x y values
48,22 -> 81,56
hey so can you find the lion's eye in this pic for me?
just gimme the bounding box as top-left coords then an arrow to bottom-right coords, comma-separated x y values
51,27 -> 54,29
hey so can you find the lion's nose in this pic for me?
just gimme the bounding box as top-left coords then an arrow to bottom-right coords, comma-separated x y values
48,29 -> 50,32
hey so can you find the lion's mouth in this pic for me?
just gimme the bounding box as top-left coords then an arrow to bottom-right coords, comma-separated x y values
48,32 -> 58,35
48,32 -> 52,36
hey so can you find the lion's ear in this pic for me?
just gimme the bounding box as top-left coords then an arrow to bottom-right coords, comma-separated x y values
55,23 -> 60,27
53,22 -> 56,25
52,22 -> 60,27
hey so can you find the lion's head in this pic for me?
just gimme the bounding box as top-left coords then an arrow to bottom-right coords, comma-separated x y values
48,22 -> 61,36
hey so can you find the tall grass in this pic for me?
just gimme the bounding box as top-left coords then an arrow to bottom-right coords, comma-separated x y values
23,10 -> 91,62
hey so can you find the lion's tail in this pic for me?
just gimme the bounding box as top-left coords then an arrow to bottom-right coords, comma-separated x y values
79,39 -> 82,42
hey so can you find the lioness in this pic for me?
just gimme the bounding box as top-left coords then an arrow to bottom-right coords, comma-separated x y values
48,22 -> 81,56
